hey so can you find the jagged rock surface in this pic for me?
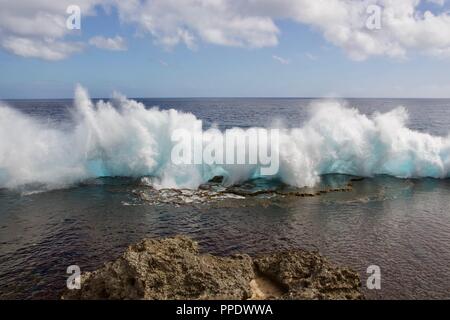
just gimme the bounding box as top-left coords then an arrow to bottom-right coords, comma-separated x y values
254,251 -> 362,300
62,236 -> 363,300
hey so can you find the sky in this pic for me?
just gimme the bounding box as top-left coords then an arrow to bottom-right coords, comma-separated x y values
1,0 -> 450,99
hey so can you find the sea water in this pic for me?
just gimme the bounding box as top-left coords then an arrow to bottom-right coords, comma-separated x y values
1,88 -> 450,299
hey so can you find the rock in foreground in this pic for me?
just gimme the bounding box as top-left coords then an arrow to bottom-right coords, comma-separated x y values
62,236 -> 363,300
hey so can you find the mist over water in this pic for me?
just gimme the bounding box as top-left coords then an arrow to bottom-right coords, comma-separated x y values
1,86 -> 450,191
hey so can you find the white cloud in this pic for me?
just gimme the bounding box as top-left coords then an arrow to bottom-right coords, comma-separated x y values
89,35 -> 127,51
114,0 -> 279,49
0,0 -> 102,60
2,36 -> 83,60
272,55 -> 290,64
2,0 -> 450,61
251,0 -> 450,61
114,0 -> 450,60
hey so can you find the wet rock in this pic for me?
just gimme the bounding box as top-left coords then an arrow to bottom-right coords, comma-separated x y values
198,176 -> 225,191
198,183 -> 213,191
62,236 -> 363,300
63,236 -> 254,300
135,177 -> 356,206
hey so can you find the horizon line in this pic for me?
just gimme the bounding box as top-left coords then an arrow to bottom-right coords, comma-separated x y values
3,96 -> 450,101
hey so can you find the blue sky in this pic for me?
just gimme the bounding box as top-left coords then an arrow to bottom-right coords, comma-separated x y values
1,1 -> 450,99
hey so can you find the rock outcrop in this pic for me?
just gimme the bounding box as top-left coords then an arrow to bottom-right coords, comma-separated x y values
62,236 -> 363,300
254,251 -> 362,300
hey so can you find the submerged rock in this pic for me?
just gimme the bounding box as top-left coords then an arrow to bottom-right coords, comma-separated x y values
62,236 -> 363,300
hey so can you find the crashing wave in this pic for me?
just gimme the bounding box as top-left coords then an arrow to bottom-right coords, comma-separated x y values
1,85 -> 450,191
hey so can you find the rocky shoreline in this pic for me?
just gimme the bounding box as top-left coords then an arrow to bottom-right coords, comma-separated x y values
62,236 -> 363,300
133,175 -> 358,206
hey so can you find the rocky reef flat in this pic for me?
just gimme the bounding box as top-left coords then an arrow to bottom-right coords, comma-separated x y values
132,175 -> 356,206
62,236 -> 363,300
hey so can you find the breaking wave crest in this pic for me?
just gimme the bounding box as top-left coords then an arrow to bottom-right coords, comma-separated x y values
1,85 -> 450,191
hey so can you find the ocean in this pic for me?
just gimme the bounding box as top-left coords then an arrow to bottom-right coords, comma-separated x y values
1,92 -> 450,299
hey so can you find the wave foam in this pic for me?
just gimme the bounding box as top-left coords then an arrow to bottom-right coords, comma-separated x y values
1,85 -> 449,191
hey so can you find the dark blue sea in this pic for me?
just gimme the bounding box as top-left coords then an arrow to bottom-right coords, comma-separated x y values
1,96 -> 450,299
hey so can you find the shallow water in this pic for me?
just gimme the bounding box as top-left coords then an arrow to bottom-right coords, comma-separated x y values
1,98 -> 450,299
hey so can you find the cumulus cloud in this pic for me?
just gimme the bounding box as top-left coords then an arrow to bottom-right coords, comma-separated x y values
0,0 -> 102,60
2,0 -> 450,61
2,36 -> 83,60
242,0 -> 450,60
114,0 -> 279,49
89,35 -> 127,51
113,0 -> 450,60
